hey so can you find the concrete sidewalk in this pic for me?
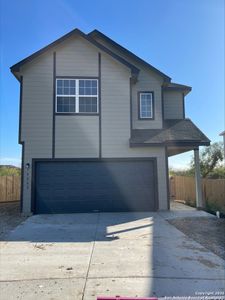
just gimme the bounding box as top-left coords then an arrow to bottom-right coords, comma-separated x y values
0,208 -> 224,299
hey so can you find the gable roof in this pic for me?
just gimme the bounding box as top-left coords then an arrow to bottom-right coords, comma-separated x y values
10,28 -> 139,80
88,29 -> 171,82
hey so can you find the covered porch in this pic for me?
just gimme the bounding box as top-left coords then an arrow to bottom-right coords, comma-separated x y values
167,146 -> 204,209
130,119 -> 211,209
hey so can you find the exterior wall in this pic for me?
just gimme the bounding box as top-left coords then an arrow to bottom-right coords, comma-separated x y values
20,53 -> 54,213
19,35 -> 168,213
101,52 -> 131,156
20,53 -> 53,154
55,36 -> 98,76
101,52 -> 168,210
20,36 -> 101,213
132,68 -> 163,129
163,90 -> 184,119
94,36 -> 164,129
54,36 -> 100,158
55,116 -> 99,157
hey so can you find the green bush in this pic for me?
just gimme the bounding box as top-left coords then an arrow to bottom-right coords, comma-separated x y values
205,198 -> 225,215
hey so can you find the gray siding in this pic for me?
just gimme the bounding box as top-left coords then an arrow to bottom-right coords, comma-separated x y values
132,67 -> 163,129
54,36 -> 100,158
94,36 -> 164,129
20,36 -> 101,213
19,35 -> 168,213
55,36 -> 98,76
20,53 -> 53,155
55,116 -> 99,157
20,53 -> 54,213
164,90 -> 184,119
101,52 -> 131,157
101,52 -> 168,210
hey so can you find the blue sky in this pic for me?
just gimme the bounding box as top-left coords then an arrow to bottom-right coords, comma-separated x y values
0,0 -> 224,168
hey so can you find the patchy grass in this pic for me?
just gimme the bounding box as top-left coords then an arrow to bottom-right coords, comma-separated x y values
0,166 -> 21,176
0,202 -> 27,240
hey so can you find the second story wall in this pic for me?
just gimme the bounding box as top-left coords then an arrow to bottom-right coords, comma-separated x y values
93,36 -> 164,129
132,67 -> 163,129
101,52 -> 131,156
56,37 -> 98,77
54,36 -> 100,157
21,52 -> 53,158
19,35 -> 134,159
163,90 -> 184,119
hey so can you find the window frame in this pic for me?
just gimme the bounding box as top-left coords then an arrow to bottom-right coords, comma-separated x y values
138,91 -> 154,120
55,78 -> 99,114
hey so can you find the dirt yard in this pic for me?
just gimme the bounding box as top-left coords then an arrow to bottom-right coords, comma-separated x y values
168,216 -> 225,260
0,202 -> 27,240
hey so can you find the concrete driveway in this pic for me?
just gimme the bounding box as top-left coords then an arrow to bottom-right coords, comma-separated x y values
0,209 -> 224,299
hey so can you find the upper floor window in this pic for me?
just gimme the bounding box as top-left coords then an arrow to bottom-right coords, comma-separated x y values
139,92 -> 154,119
56,79 -> 98,113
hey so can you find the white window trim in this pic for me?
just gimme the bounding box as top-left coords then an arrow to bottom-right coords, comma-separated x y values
56,78 -> 99,114
139,92 -> 153,119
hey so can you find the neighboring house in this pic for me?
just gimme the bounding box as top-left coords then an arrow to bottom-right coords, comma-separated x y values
219,131 -> 225,158
10,29 -> 210,214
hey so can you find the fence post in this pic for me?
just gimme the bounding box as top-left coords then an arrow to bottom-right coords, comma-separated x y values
202,180 -> 206,208
194,148 -> 204,209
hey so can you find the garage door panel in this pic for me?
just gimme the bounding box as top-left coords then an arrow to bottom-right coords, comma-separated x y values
34,160 -> 157,213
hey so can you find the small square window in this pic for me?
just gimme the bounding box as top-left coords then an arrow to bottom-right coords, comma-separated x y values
70,80 -> 75,87
57,87 -> 63,95
57,79 -> 76,95
79,79 -> 97,96
79,97 -> 97,113
79,80 -> 85,87
57,80 -> 63,87
85,80 -> 91,87
57,97 -> 76,113
64,80 -> 69,87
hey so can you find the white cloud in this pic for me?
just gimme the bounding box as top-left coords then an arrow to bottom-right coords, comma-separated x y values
0,157 -> 21,167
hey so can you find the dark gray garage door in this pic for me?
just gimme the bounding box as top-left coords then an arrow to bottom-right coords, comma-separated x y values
34,160 -> 158,214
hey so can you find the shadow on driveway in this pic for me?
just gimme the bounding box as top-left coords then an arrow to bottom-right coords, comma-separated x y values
0,210 -> 224,299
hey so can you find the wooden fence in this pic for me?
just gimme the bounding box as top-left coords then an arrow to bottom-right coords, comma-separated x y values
170,175 -> 225,213
0,176 -> 21,203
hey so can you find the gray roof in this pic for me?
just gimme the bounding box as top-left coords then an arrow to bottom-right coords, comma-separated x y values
10,29 -> 139,81
163,82 -> 192,96
130,119 -> 210,147
88,29 -> 171,81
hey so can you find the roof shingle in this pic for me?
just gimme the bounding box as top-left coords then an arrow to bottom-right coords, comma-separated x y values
130,119 -> 210,147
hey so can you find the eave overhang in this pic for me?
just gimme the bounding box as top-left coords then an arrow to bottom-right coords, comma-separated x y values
10,28 -> 140,81
88,29 -> 171,82
162,82 -> 192,96
129,119 -> 210,148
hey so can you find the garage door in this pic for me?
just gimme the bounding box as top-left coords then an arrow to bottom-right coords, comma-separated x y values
34,159 -> 158,214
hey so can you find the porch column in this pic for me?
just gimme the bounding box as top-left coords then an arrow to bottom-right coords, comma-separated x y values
194,148 -> 203,209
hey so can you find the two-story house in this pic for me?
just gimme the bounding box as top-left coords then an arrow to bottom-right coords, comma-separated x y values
11,29 -> 210,214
